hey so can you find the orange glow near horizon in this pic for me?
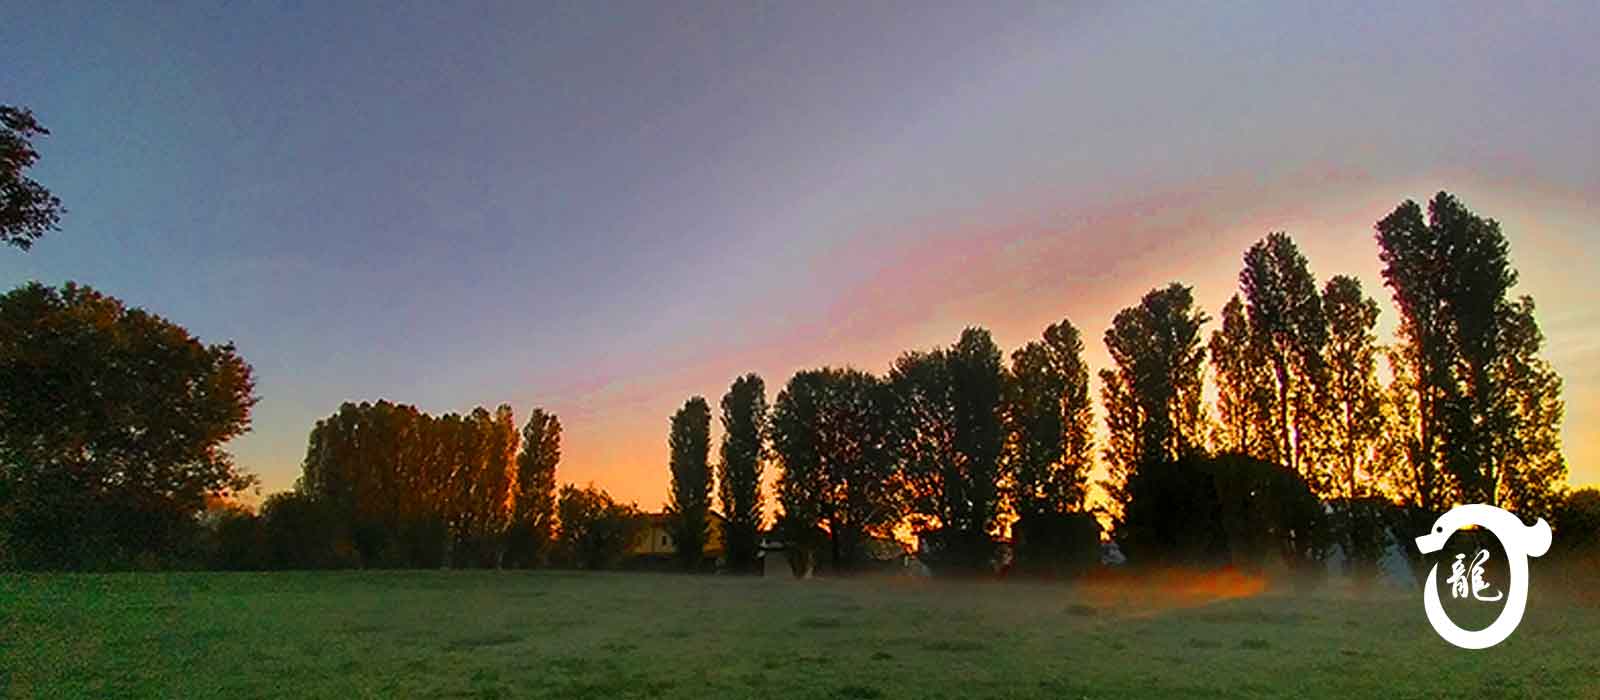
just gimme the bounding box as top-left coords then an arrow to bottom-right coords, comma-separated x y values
239,171 -> 1600,514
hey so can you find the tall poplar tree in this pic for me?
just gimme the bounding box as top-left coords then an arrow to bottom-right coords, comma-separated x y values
1376,192 -> 1567,514
1209,295 -> 1275,458
667,396 -> 713,569
511,408 -> 561,567
1238,232 -> 1327,487
1320,275 -> 1384,500
1099,283 -> 1209,513
718,374 -> 768,573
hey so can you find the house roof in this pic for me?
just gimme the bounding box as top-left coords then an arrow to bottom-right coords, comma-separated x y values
637,510 -> 727,526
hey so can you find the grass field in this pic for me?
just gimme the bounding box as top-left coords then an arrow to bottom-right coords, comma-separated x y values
3,569 -> 1598,699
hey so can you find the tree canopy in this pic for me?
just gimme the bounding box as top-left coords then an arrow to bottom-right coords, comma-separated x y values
0,106 -> 64,251
0,282 -> 256,569
666,396 -> 713,569
718,374 -> 767,574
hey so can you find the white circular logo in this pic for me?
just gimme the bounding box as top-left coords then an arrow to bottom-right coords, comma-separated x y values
1413,504 -> 1551,650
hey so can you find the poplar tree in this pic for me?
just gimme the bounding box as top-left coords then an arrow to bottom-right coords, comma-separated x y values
717,374 -> 768,573
1099,283 -> 1209,513
666,396 -> 713,570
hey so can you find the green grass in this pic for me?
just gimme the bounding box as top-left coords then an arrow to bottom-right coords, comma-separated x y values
3,570 -> 1598,698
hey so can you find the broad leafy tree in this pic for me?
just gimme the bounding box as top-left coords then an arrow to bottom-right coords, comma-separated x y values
717,374 -> 767,574
0,282 -> 256,569
1004,318 -> 1096,572
666,396 -> 713,570
890,327 -> 1007,572
1099,283 -> 1209,515
555,483 -> 640,569
0,106 -> 63,251
772,368 -> 901,573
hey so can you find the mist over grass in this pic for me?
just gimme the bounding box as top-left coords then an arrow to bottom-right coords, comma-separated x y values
3,570 -> 1597,698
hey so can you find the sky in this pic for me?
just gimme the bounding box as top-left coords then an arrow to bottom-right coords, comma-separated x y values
3,2 -> 1597,510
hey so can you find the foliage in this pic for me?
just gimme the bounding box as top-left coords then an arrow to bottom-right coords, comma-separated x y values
1209,295 -> 1276,459
666,396 -> 713,570
1099,283 -> 1209,517
1376,192 -> 1567,514
1118,453 -> 1326,573
1005,318 -> 1094,518
260,491 -> 356,569
554,483 -> 640,569
0,282 -> 256,570
1319,275 -> 1385,500
773,367 -> 902,573
1239,232 -> 1327,486
1004,318 -> 1096,573
298,400 -> 521,568
1553,488 -> 1600,553
508,409 -> 560,568
0,105 -> 64,251
717,374 -> 767,574
1010,511 -> 1101,577
890,328 -> 1007,573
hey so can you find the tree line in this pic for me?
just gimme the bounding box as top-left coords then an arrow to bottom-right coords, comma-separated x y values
657,192 -> 1573,577
1,190 -> 1591,573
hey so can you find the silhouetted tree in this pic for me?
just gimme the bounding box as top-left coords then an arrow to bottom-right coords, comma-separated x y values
717,374 -> 767,574
1119,453 -> 1326,573
1377,192 -> 1567,514
891,328 -> 1006,572
1100,283 -> 1209,517
0,282 -> 256,569
1553,488 -> 1600,554
297,400 -> 521,568
1491,296 -> 1567,519
1319,275 -> 1385,500
1004,318 -> 1096,574
1239,232 -> 1327,486
509,409 -> 561,568
667,396 -> 713,570
0,106 -> 63,251
201,498 -> 264,571
773,368 -> 902,573
260,492 -> 353,569
1209,295 -> 1275,458
554,483 -> 640,570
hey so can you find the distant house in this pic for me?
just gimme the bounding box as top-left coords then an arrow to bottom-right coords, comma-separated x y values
629,511 -> 726,568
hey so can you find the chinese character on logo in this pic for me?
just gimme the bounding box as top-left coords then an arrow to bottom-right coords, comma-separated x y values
1415,504 -> 1552,650
1444,549 -> 1503,602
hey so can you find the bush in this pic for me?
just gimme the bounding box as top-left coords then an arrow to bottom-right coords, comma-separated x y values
1117,453 -> 1328,573
259,492 -> 357,569
1012,511 -> 1102,577
209,510 -> 265,570
915,528 -> 1000,577
553,484 -> 640,570
1554,488 -> 1600,553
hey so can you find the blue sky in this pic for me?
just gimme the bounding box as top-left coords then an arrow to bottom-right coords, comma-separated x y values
3,2 -> 1596,507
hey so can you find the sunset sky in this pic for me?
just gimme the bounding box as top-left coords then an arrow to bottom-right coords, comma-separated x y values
3,2 -> 1596,510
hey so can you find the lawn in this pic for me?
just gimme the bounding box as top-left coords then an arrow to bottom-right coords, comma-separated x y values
3,569 -> 1598,699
